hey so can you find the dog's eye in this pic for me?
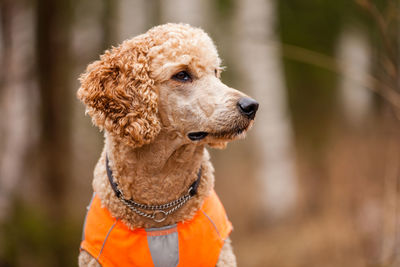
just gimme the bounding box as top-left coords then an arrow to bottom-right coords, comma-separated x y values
214,69 -> 217,77
172,71 -> 192,82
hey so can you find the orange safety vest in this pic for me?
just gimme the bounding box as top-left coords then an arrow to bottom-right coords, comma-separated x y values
80,190 -> 232,267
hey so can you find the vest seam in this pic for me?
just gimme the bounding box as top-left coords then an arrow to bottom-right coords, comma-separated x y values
200,209 -> 222,240
97,220 -> 117,261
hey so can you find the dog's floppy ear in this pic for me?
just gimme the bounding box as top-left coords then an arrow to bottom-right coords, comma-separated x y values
77,37 -> 161,147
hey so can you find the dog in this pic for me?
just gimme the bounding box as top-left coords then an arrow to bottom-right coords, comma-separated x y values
77,23 -> 258,267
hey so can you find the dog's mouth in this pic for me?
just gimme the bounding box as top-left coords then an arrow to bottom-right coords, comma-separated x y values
188,124 -> 251,142
188,132 -> 209,141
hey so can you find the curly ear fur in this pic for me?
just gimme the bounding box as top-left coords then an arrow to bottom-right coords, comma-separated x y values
77,36 -> 160,147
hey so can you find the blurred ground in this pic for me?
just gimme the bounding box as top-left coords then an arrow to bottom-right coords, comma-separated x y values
215,110 -> 400,267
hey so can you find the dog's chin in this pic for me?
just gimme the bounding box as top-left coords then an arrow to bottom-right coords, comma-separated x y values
207,141 -> 228,149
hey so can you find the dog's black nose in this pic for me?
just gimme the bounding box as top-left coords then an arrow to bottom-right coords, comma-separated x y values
237,97 -> 259,119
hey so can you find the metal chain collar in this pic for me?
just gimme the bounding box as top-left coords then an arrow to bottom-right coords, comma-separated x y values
106,155 -> 202,223
118,190 -> 193,223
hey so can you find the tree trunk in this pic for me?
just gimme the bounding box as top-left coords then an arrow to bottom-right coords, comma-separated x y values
118,0 -> 148,41
337,26 -> 372,124
235,0 -> 298,219
0,0 -> 37,221
35,0 -> 72,216
160,0 -> 210,27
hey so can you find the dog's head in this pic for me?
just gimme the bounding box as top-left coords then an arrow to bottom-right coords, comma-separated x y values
78,23 -> 258,148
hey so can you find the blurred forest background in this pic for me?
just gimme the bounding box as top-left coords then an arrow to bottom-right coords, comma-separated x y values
1,0 -> 400,266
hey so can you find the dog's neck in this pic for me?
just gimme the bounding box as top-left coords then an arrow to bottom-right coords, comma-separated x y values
92,130 -> 215,228
103,130 -> 206,204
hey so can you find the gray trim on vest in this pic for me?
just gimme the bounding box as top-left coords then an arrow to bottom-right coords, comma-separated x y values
146,224 -> 179,267
201,210 -> 222,240
97,220 -> 117,260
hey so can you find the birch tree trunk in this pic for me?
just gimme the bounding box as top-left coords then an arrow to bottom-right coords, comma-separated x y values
0,1 -> 37,221
160,0 -> 210,27
117,0 -> 148,41
235,0 -> 297,219
337,26 -> 372,124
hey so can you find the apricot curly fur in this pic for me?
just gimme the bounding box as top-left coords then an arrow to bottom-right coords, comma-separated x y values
77,35 -> 160,147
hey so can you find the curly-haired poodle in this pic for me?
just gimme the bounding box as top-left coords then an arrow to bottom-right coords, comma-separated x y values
77,23 -> 258,267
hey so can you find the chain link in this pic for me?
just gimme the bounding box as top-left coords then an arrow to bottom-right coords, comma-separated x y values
116,185 -> 194,222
